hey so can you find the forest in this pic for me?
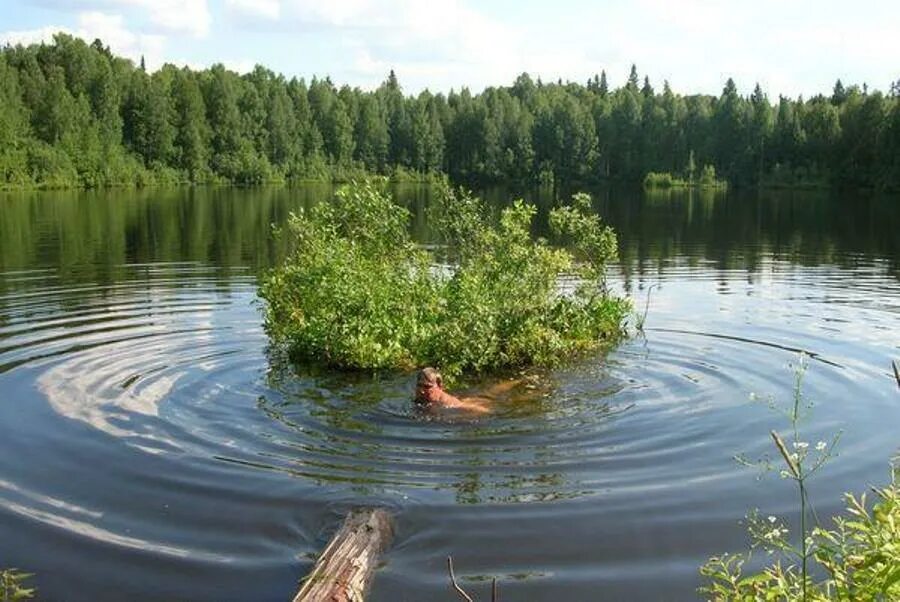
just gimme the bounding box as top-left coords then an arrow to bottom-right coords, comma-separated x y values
1,33 -> 899,190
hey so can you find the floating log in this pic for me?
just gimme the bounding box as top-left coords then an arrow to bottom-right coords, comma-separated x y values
293,508 -> 395,602
893,360 -> 900,390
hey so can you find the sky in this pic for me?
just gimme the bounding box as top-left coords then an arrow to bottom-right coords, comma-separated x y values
1,0 -> 898,99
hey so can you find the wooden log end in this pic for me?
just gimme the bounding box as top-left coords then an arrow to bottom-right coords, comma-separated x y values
294,508 -> 395,602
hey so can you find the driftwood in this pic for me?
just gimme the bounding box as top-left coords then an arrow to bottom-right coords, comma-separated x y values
893,360 -> 900,390
294,508 -> 394,602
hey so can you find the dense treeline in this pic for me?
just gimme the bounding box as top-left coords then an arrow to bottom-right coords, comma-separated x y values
1,34 -> 899,190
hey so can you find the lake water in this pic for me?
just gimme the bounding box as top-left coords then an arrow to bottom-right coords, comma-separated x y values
1,185 -> 898,601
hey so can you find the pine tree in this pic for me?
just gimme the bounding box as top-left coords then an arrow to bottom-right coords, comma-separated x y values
627,64 -> 639,92
831,79 -> 847,106
171,69 -> 209,179
598,70 -> 609,98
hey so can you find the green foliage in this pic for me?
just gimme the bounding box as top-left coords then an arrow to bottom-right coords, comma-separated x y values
259,180 -> 629,378
23,140 -> 76,188
2,36 -> 899,190
701,357 -> 900,601
643,171 -> 679,188
700,475 -> 900,601
643,166 -> 727,189
0,568 -> 36,601
698,164 -> 729,189
387,165 -> 447,184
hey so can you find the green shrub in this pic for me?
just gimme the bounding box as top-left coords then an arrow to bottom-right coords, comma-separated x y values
386,165 -> 445,184
643,171 -> 677,188
644,167 -> 728,190
26,141 -> 78,188
698,164 -> 728,189
0,147 -> 30,188
259,179 -> 629,378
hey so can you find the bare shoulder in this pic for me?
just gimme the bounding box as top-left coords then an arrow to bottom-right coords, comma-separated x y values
455,396 -> 491,414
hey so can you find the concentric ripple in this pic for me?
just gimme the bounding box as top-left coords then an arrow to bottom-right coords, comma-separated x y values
1,188 -> 899,601
4,257 -> 894,510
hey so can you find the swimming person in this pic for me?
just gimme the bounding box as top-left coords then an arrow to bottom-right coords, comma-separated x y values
413,367 -> 492,414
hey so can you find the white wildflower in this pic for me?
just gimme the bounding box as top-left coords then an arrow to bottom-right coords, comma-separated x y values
793,441 -> 809,450
816,441 -> 827,451
768,516 -> 777,523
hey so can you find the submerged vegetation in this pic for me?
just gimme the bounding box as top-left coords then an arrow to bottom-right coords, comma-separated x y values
2,35 -> 900,190
701,357 -> 900,601
259,180 -> 629,378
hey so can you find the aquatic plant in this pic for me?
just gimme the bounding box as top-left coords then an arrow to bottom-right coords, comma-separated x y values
700,356 -> 900,601
643,166 -> 728,190
0,568 -> 35,601
259,179 -> 629,378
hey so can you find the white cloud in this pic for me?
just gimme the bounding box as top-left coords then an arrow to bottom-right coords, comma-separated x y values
11,0 -> 898,97
283,0 -> 385,27
223,58 -> 256,74
128,0 -> 211,38
26,0 -> 211,38
0,12 -> 167,71
78,11 -> 166,66
593,0 -> 900,97
0,25 -> 72,46
225,0 -> 280,21
273,0 -> 524,91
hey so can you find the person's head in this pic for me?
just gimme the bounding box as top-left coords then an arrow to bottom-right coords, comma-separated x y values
415,367 -> 444,404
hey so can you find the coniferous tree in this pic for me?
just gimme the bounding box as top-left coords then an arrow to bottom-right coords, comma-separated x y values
203,66 -> 242,160
748,83 -> 774,181
641,76 -> 654,99
772,95 -> 806,172
0,54 -> 30,184
124,70 -> 175,165
1,35 -> 898,190
831,79 -> 847,106
713,78 -> 750,182
354,93 -> 389,171
169,69 -> 209,179
266,81 -> 298,169
626,64 -> 640,92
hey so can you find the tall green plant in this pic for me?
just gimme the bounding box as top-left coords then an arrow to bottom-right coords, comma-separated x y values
700,356 -> 900,601
701,473 -> 900,601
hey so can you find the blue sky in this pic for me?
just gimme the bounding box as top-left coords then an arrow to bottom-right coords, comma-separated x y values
2,0 -> 898,98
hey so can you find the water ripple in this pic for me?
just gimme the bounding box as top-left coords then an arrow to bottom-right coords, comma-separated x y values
1,257 -> 899,601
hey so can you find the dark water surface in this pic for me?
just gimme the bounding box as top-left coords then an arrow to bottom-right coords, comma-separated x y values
1,185 -> 898,601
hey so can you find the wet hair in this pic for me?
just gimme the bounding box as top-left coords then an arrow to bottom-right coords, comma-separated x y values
417,367 -> 443,388
414,367 -> 443,404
